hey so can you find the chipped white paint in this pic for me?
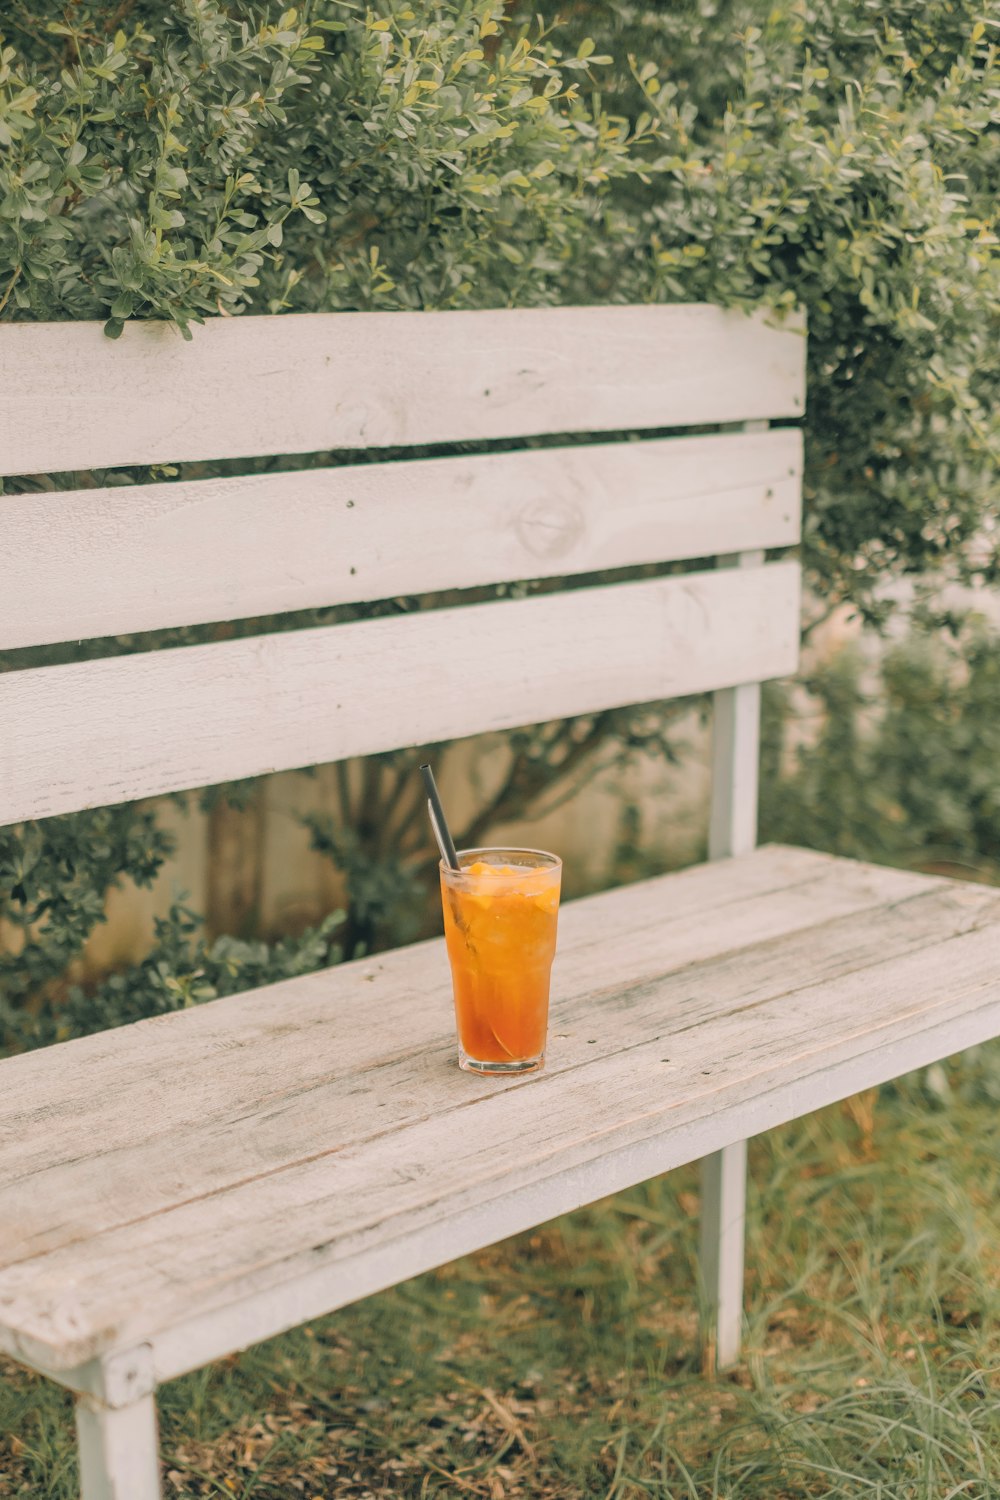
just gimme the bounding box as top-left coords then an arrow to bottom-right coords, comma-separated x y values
13,1346 -> 156,1409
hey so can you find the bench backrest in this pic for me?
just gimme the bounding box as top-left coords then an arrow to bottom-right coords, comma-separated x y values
0,306 -> 804,830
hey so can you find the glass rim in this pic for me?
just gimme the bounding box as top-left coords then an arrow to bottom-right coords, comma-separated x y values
440,845 -> 562,875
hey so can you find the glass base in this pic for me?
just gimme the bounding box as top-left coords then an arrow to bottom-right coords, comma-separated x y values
459,1048 -> 545,1076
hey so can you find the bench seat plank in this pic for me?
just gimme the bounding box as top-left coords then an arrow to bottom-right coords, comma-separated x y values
1,845 -> 997,1380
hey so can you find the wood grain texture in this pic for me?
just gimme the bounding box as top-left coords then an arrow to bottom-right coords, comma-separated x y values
0,429 -> 802,649
0,560 -> 801,825
0,848 -> 928,1243
0,846 -> 905,1144
0,847 -> 997,1374
0,306 -> 806,476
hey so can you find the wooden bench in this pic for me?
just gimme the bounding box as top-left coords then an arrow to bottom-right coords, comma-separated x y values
2,306 -> 999,1500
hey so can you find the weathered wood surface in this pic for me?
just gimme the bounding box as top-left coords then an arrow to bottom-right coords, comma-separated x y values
1,845 -> 997,1377
0,306 -> 806,476
0,429 -> 802,649
0,560 -> 800,825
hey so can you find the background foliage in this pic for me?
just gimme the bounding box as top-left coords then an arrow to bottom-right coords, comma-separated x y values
1,0 -> 998,1050
761,607 -> 1000,880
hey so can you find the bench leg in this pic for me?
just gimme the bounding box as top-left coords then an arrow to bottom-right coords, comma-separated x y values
76,1390 -> 161,1500
699,1140 -> 747,1370
703,540 -> 761,1373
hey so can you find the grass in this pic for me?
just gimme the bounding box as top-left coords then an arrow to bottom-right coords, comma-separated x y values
1,1045 -> 998,1500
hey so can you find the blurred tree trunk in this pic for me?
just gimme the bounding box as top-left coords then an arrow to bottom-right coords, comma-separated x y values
206,784 -> 266,940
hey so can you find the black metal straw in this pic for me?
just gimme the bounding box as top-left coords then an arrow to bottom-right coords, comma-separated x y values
420,763 -> 461,871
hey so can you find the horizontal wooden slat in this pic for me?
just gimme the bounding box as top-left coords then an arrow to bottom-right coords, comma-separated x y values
0,848 -> 996,1373
0,845 -> 841,1143
0,561 -> 800,825
140,977 -> 1000,1385
0,429 -> 803,649
0,305 -> 806,476
0,853 -> 949,1263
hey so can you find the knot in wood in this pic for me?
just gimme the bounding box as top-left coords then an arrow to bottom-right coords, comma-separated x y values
515,496 -> 584,561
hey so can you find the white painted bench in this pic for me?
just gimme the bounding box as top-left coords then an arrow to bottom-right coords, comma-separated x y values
2,307 -> 999,1500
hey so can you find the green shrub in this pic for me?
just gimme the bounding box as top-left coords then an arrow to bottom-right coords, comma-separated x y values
760,609 -> 1000,881
554,0 -> 999,613
0,804 -> 172,1033
0,0 -> 643,331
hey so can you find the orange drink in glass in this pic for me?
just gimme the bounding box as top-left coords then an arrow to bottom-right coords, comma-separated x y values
440,848 -> 562,1075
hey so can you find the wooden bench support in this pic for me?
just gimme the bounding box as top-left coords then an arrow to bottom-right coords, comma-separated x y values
76,1390 -> 161,1500
699,1141 -> 748,1371
34,1346 -> 165,1500
702,541 -> 764,1367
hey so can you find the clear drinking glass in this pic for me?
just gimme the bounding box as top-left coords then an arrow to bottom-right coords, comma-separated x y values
440,848 -> 562,1075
